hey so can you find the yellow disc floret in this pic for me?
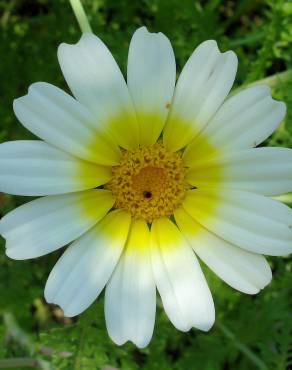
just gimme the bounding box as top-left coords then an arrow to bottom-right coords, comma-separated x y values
107,143 -> 189,223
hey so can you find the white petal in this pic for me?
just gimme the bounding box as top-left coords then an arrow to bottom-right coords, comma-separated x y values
183,189 -> 292,256
175,208 -> 272,294
150,217 -> 215,332
58,33 -> 139,149
163,40 -> 237,151
0,190 -> 114,259
45,210 -> 131,317
0,140 -> 111,196
13,82 -> 121,166
183,85 -> 286,165
186,147 -> 292,196
105,219 -> 156,348
127,27 -> 176,146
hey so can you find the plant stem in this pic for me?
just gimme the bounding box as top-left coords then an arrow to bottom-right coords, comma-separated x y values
69,0 -> 92,33
248,69 -> 292,88
232,69 -> 292,96
217,321 -> 268,370
229,31 -> 265,48
1,0 -> 18,29
3,313 -> 34,354
273,193 -> 292,206
2,313 -> 53,370
73,308 -> 93,370
0,358 -> 50,369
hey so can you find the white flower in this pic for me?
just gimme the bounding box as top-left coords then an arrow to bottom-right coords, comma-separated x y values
0,27 -> 291,348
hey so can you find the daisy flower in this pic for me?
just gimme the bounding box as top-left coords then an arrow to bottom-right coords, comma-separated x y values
0,27 -> 291,348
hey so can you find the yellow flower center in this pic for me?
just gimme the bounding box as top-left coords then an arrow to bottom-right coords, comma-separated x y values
107,143 -> 189,223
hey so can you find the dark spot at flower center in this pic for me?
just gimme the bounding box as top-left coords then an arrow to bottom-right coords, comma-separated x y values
143,191 -> 152,199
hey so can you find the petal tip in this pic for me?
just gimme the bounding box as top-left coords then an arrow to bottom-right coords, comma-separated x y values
0,221 -> 5,235
202,39 -> 218,47
108,334 -> 127,347
132,25 -> 167,42
197,317 -> 215,332
136,25 -> 148,33
44,284 -> 54,304
12,96 -> 23,111
62,308 -> 80,318
278,100 -> 287,117
134,338 -> 151,349
5,247 -> 26,261
222,50 -> 238,70
257,83 -> 272,94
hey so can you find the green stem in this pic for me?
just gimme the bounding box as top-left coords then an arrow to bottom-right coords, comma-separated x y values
0,358 -> 50,369
273,193 -> 292,206
1,0 -> 18,29
73,309 -> 93,370
217,321 -> 268,370
229,31 -> 265,48
2,313 -> 53,370
3,313 -> 34,354
232,69 -> 292,96
69,0 -> 92,33
248,69 -> 292,88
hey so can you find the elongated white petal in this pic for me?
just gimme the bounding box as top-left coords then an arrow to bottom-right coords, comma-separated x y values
13,83 -> 121,166
0,140 -> 111,196
45,210 -> 131,317
186,147 -> 292,196
0,190 -> 114,259
184,85 -> 286,165
163,40 -> 237,151
58,33 -> 139,149
127,27 -> 176,146
105,219 -> 156,348
151,217 -> 214,332
175,208 -> 272,294
183,189 -> 292,256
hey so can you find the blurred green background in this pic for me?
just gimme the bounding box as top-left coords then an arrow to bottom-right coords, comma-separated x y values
0,0 -> 292,369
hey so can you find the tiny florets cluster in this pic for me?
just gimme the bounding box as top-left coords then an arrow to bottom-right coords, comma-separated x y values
107,143 -> 189,223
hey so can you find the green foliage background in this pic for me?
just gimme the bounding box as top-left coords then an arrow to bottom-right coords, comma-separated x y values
0,0 -> 292,369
